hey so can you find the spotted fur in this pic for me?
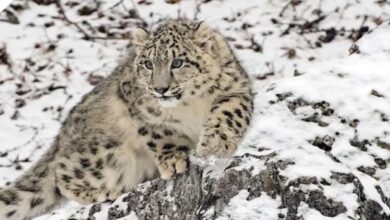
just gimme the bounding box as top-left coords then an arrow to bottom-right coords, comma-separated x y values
0,19 -> 253,219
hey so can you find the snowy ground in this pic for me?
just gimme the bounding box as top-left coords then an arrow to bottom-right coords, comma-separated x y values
0,0 -> 390,219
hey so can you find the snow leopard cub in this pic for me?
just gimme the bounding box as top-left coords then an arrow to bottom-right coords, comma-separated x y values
0,19 -> 253,220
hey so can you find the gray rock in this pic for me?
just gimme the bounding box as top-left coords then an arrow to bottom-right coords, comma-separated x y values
69,152 -> 389,220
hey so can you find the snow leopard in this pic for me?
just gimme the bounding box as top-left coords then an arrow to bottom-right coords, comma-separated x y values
0,19 -> 253,220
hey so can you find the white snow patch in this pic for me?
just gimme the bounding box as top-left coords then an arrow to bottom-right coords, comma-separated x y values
297,202 -> 350,220
355,21 -> 390,55
217,190 -> 284,220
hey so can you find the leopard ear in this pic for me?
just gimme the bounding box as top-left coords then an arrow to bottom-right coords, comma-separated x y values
193,21 -> 212,44
132,27 -> 150,46
193,22 -> 229,58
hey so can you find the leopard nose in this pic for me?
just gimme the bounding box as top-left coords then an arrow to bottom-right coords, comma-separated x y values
154,87 -> 169,95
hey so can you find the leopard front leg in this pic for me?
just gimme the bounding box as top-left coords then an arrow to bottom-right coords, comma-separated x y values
139,127 -> 194,179
197,93 -> 253,158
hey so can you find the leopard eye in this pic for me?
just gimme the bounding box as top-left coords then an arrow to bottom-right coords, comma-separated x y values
144,60 -> 153,70
171,59 -> 183,69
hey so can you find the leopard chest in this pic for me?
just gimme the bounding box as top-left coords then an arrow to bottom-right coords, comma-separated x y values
161,98 -> 212,143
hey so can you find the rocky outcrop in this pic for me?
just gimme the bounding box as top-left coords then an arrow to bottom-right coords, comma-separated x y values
69,154 -> 388,220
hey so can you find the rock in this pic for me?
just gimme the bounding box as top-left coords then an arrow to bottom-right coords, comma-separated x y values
69,155 -> 387,219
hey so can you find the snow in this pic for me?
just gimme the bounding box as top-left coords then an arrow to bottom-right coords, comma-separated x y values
322,183 -> 359,217
297,202 -> 349,220
216,190 -> 284,220
356,21 -> 390,55
1,0 -> 390,219
241,44 -> 390,216
0,0 -> 13,12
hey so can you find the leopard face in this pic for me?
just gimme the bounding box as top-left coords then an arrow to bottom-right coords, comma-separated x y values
132,20 -> 224,107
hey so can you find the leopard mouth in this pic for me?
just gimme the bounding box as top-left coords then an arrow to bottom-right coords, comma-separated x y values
152,90 -> 182,100
155,93 -> 183,107
158,93 -> 182,101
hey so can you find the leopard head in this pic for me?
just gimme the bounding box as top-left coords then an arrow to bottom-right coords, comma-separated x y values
131,19 -> 233,107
